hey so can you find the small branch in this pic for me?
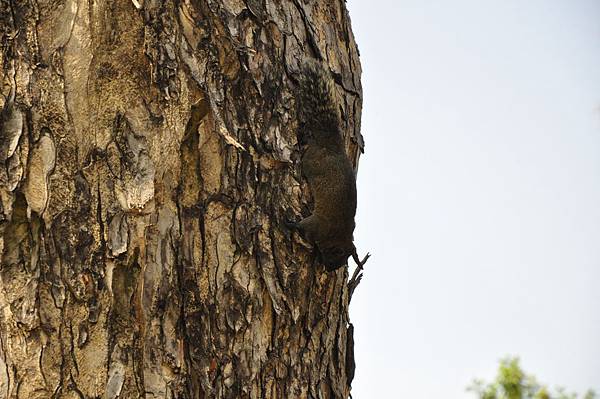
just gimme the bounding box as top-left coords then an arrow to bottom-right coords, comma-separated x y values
348,251 -> 370,303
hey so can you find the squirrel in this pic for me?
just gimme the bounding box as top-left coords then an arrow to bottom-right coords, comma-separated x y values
288,62 -> 358,271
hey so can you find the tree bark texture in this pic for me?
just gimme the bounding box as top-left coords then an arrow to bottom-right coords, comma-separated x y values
0,0 -> 362,398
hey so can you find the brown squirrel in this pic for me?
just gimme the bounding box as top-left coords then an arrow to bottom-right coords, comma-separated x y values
289,62 -> 358,271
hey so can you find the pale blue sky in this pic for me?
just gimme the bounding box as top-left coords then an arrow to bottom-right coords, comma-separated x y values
347,1 -> 600,397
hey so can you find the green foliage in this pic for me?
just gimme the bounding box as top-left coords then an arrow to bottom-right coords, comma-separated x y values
468,357 -> 596,399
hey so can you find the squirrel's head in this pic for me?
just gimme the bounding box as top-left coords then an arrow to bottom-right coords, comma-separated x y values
321,241 -> 355,271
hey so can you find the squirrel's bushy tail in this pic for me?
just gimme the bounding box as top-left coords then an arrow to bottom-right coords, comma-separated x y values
296,62 -> 341,140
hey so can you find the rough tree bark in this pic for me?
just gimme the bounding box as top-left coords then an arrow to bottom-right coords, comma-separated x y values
0,0 -> 363,398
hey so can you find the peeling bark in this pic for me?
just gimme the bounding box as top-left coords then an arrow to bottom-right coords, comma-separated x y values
0,0 -> 362,398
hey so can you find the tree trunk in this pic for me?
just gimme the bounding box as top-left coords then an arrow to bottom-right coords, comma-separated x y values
0,0 -> 362,398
